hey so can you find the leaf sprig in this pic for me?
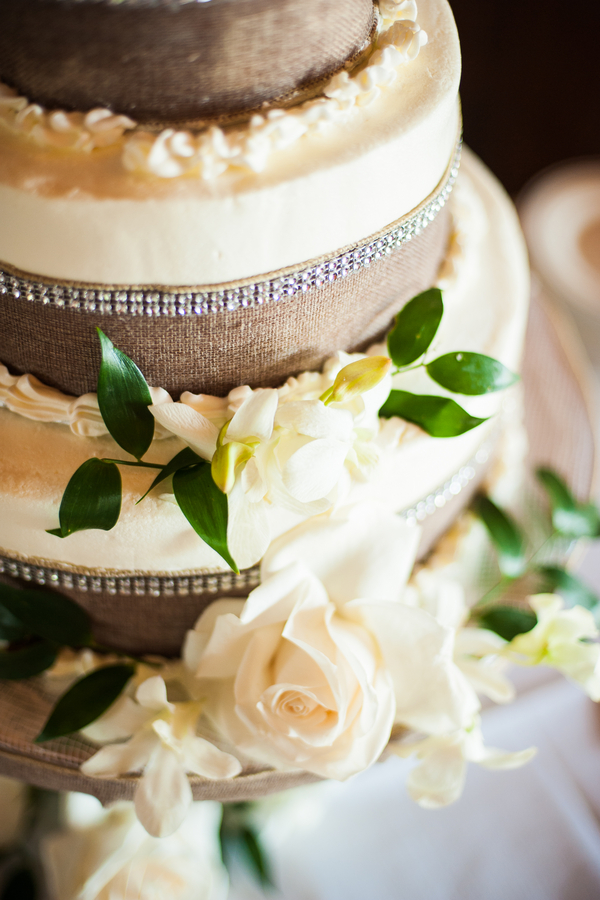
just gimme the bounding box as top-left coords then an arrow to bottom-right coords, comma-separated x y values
0,581 -> 138,742
470,468 -> 600,640
47,329 -> 237,571
380,289 -> 518,437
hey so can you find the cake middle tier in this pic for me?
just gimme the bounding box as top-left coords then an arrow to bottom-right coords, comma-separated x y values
0,161 -> 454,398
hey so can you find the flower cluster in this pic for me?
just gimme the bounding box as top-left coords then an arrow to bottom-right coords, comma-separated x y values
151,353 -> 394,569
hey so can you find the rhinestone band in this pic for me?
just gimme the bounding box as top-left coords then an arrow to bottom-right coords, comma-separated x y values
0,430 -> 491,599
0,142 -> 461,318
0,560 -> 261,597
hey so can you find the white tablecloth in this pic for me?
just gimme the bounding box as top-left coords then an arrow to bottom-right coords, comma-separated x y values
230,669 -> 600,900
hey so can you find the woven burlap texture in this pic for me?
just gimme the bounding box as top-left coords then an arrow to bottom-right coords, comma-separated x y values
0,0 -> 375,123
0,206 -> 450,399
0,291 -> 595,803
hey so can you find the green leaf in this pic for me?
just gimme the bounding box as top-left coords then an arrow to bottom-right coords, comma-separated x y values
426,352 -> 519,395
220,805 -> 274,889
97,328 -> 154,461
473,495 -> 527,578
537,467 -> 600,538
1,866 -> 37,900
479,605 -> 537,642
173,463 -> 238,573
537,565 -> 600,611
0,583 -> 92,646
387,288 -> 444,367
137,447 -> 204,505
0,641 -> 57,680
0,603 -> 28,642
36,664 -> 134,743
379,390 -> 487,437
47,458 -> 121,538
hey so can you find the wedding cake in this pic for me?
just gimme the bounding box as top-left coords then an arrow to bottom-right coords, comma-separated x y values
2,0 -> 577,840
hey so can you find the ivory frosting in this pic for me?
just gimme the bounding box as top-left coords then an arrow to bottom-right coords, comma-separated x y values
0,2 -> 426,182
0,151 -> 530,572
0,0 -> 459,284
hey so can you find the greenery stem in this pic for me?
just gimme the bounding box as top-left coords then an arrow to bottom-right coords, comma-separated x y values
392,362 -> 425,376
87,638 -> 161,668
101,458 -> 164,470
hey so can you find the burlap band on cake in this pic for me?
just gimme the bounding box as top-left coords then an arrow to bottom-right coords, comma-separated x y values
0,0 -> 376,124
0,433 -> 494,656
0,143 -> 459,399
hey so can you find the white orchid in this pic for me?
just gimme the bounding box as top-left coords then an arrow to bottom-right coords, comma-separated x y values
505,594 -> 600,700
150,353 -> 393,570
81,674 -> 241,837
392,716 -> 536,808
405,567 -> 515,704
42,797 -> 228,900
184,503 -> 480,780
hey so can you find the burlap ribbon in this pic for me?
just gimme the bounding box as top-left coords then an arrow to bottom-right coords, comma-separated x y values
0,0 -> 376,124
0,161 -> 455,399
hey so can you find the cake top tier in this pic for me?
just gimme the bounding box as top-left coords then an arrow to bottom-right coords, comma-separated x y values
0,0 -> 376,124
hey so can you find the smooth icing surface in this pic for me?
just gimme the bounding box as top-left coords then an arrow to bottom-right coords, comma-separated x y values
0,0 -> 460,285
0,150 -> 530,572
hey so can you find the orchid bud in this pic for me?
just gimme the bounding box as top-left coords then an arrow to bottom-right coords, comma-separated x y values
321,356 -> 392,405
211,440 -> 253,494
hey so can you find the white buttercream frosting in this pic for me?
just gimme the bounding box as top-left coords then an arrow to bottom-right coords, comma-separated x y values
0,152 -> 530,571
0,84 -> 135,151
0,3 -> 426,182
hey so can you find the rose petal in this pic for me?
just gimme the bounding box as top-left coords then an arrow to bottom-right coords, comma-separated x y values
149,403 -> 218,459
357,602 -> 480,733
262,503 -> 420,607
227,389 -> 278,443
134,744 -> 192,838
282,438 -> 348,502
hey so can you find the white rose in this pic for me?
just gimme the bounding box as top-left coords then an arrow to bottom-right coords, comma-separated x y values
42,797 -> 228,900
185,505 -> 479,779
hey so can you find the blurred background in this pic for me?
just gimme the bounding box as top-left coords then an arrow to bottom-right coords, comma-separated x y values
453,0 -> 600,196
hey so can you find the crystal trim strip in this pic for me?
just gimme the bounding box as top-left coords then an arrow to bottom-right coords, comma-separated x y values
0,430 -> 490,598
0,142 -> 461,318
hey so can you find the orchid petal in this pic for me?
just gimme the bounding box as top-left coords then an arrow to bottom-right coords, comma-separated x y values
227,478 -> 271,570
134,744 -> 192,837
282,438 -> 348,502
406,741 -> 466,808
183,736 -> 242,779
81,731 -> 158,778
275,401 -> 353,440
149,403 -> 218,459
135,676 -> 173,712
81,695 -> 151,743
477,745 -> 537,770
227,389 -> 278,442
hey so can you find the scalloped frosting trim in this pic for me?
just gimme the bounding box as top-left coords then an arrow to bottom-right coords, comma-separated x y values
0,351 -> 422,446
0,1 -> 427,179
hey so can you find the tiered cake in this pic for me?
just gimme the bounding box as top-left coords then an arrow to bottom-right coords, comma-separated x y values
0,0 -> 547,835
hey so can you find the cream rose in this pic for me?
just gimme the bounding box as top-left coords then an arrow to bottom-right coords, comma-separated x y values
185,504 -> 479,780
